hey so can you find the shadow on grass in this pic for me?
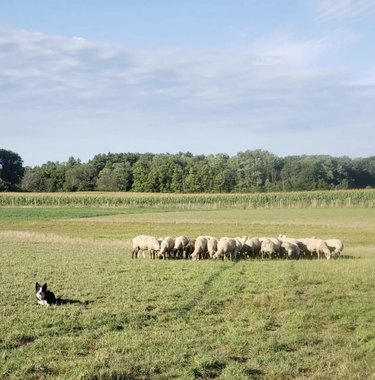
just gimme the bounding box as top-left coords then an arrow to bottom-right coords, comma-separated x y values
2,334 -> 35,350
87,365 -> 162,380
56,298 -> 93,306
193,359 -> 226,379
244,368 -> 264,379
338,254 -> 357,260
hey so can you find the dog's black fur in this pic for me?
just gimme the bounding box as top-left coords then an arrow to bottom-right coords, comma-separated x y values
35,282 -> 92,306
35,282 -> 56,306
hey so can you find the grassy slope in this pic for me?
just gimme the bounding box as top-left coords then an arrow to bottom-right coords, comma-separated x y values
0,207 -> 374,379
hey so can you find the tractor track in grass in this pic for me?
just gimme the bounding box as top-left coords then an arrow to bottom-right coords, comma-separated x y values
160,261 -> 238,322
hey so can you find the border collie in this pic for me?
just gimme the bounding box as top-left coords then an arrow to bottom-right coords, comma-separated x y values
35,282 -> 56,306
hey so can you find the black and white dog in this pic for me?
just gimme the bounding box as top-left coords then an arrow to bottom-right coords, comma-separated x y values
35,282 -> 56,306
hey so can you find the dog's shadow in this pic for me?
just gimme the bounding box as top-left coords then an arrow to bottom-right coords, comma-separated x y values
56,298 -> 93,306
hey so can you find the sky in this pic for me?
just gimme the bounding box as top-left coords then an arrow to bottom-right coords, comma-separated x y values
1,0 -> 375,167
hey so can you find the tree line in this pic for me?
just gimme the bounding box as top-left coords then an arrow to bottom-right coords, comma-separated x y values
1,148 -> 375,193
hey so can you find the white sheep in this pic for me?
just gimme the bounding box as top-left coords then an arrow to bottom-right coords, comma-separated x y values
280,241 -> 301,259
206,236 -> 218,258
159,236 -> 175,259
191,236 -> 208,260
241,237 -> 261,259
132,235 -> 160,259
304,238 -> 332,260
174,235 -> 189,259
234,237 -> 245,259
278,234 -> 300,246
325,239 -> 344,258
213,237 -> 237,260
260,238 -> 280,259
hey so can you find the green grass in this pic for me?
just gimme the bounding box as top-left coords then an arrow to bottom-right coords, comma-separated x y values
0,206 -> 374,379
0,206 -> 373,244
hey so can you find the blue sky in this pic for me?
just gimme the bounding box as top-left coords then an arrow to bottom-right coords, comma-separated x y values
1,0 -> 375,166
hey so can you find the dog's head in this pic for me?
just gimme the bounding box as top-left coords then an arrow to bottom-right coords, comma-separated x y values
35,282 -> 48,301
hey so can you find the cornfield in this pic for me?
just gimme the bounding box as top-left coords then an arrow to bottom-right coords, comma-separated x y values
0,189 -> 374,209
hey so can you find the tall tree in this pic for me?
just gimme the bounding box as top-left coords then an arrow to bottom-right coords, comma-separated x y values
96,162 -> 132,191
131,153 -> 155,192
64,159 -> 96,191
0,149 -> 24,191
233,150 -> 278,192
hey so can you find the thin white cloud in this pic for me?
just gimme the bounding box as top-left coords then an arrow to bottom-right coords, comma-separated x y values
0,25 -> 365,115
0,25 -> 374,165
0,25 -> 359,113
251,32 -> 329,67
251,29 -> 360,67
0,26 -> 129,111
314,0 -> 375,20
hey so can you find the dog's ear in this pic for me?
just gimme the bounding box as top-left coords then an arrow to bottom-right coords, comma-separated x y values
42,283 -> 48,291
36,282 -> 40,290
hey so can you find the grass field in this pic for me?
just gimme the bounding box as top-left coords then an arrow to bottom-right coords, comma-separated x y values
0,202 -> 374,379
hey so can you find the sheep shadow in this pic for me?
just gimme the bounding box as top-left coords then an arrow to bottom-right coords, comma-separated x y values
337,254 -> 357,260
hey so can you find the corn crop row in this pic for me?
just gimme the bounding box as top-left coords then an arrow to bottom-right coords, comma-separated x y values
0,190 -> 374,209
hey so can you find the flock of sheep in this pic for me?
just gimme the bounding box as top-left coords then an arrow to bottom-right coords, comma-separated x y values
131,234 -> 344,261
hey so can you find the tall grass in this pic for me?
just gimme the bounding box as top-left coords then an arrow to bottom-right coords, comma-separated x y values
1,189 -> 375,208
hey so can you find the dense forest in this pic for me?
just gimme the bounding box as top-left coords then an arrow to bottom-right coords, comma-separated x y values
1,148 -> 375,193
